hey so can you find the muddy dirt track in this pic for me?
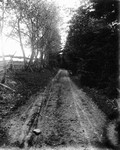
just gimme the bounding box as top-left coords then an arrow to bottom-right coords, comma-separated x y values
4,69 -> 110,150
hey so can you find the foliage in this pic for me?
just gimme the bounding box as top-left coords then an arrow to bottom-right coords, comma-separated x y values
7,0 -> 61,69
83,87 -> 119,120
90,0 -> 119,23
63,0 -> 119,98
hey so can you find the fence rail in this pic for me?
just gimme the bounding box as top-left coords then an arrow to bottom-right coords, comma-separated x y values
0,56 -> 27,73
0,55 -> 30,60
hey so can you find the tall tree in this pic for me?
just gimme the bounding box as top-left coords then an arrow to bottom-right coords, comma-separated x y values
63,0 -> 119,98
0,0 -> 7,83
90,0 -> 119,23
17,18 -> 26,66
8,0 -> 61,69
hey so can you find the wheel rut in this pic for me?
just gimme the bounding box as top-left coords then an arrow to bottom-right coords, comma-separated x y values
5,69 -> 107,149
39,70 -> 106,146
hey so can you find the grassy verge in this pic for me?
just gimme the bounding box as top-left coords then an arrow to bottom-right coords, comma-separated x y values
0,69 -> 57,147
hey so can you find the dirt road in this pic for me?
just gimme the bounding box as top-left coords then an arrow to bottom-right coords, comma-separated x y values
4,69 -> 109,150
39,70 -> 106,146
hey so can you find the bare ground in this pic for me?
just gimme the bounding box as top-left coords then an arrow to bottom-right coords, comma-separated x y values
1,70 -> 112,150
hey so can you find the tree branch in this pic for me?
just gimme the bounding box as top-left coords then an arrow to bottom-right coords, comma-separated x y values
0,83 -> 15,92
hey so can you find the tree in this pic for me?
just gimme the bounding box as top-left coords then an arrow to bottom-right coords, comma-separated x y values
8,0 -> 61,70
17,18 -> 26,66
0,0 -> 8,83
63,1 -> 119,98
90,0 -> 119,23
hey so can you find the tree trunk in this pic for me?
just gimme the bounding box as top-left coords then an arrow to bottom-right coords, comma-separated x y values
17,18 -> 26,67
0,0 -> 6,83
29,51 -> 34,64
28,38 -> 35,67
40,51 -> 44,68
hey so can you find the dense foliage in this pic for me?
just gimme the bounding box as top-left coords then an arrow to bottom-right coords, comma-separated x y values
63,0 -> 119,98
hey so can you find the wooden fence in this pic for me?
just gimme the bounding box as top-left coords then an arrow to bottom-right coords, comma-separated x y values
0,55 -> 29,72
0,55 -> 30,60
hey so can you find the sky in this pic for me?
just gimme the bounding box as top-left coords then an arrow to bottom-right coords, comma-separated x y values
0,0 -> 87,58
56,0 -> 81,48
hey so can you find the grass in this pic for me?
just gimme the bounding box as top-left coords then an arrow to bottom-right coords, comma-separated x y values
0,69 -> 57,147
0,145 -> 111,150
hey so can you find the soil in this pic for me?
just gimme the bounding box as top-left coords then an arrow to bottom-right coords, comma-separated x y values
0,69 -> 114,150
0,69 -> 56,146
